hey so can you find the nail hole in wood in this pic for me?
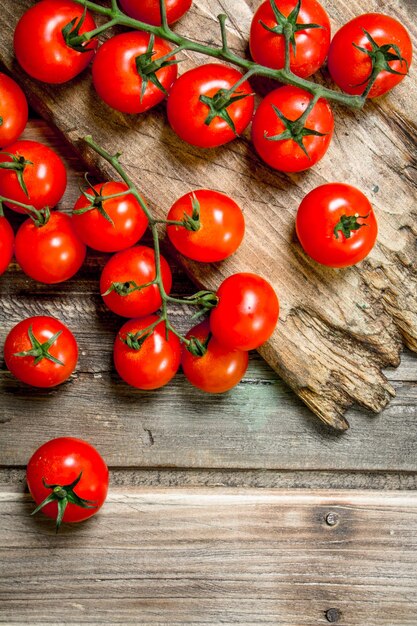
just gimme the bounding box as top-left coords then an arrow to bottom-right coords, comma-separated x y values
325,512 -> 339,526
325,608 -> 341,622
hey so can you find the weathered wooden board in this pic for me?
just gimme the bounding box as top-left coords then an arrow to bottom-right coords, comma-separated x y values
1,487 -> 417,625
0,0 -> 416,430
2,123 -> 417,472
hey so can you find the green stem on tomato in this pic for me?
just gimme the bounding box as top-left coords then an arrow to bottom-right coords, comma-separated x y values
283,23 -> 292,73
153,218 -> 186,227
0,195 -> 50,225
69,0 -> 366,109
296,89 -> 322,126
76,17 -> 120,43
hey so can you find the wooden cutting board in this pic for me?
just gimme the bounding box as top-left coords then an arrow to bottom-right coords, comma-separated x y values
0,0 -> 416,430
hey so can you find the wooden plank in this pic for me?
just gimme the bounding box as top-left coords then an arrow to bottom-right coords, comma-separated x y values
0,1 -> 415,429
2,373 -> 417,470
2,466 -> 417,490
1,487 -> 417,625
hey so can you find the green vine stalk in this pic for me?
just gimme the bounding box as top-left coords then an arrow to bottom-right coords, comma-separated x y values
69,0 -> 367,109
83,135 -> 218,352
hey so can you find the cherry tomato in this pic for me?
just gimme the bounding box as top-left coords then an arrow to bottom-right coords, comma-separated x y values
0,140 -> 67,213
100,245 -> 172,317
15,212 -> 86,284
114,316 -> 181,389
92,32 -> 178,114
295,183 -> 378,267
0,73 -> 28,148
210,273 -> 279,351
167,63 -> 255,148
27,437 -> 108,531
251,85 -> 334,172
182,320 -> 248,393
0,217 -> 14,277
328,14 -> 412,98
250,0 -> 330,78
4,316 -> 78,388
167,189 -> 245,262
119,0 -> 192,25
14,0 -> 97,84
72,182 -> 148,252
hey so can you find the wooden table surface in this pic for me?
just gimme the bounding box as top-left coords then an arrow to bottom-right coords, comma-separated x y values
0,118 -> 417,625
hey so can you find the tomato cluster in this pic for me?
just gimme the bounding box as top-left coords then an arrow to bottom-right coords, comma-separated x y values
12,0 -> 413,172
0,118 -> 277,397
1,0 -> 413,530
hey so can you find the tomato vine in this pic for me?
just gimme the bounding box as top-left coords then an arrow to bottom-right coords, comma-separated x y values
83,135 -> 218,354
69,0 -> 367,109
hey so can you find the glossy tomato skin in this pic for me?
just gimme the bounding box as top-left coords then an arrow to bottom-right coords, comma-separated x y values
295,183 -> 378,267
100,245 -> 172,317
114,316 -> 181,389
0,217 -> 14,276
4,316 -> 78,387
119,0 -> 192,25
210,273 -> 279,351
0,73 -> 28,148
27,437 -> 108,524
167,64 -> 255,148
167,189 -> 245,262
92,32 -> 178,114
250,0 -> 330,78
72,182 -> 148,252
182,320 -> 249,393
251,86 -> 334,172
328,14 -> 412,98
14,0 -> 97,84
15,212 -> 86,284
0,140 -> 67,213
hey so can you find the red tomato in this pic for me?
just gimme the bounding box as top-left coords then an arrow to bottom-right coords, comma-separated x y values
0,216 -> 14,276
100,245 -> 172,317
15,212 -> 86,284
0,140 -> 67,213
167,189 -> 245,262
27,437 -> 108,530
92,32 -> 178,114
0,73 -> 28,148
114,316 -> 181,389
182,320 -> 248,393
119,0 -> 192,25
250,0 -> 331,78
295,183 -> 378,267
14,0 -> 97,84
210,273 -> 279,351
72,182 -> 148,252
167,64 -> 255,148
251,85 -> 334,172
328,14 -> 412,98
4,316 -> 78,388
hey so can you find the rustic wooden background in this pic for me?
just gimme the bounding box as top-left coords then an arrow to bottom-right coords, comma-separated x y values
0,0 -> 416,429
0,0 -> 417,623
1,117 -> 417,626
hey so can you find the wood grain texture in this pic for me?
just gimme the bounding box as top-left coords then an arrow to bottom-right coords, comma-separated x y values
1,487 -> 417,625
0,0 -> 416,430
3,466 -> 417,490
1,121 -> 417,471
